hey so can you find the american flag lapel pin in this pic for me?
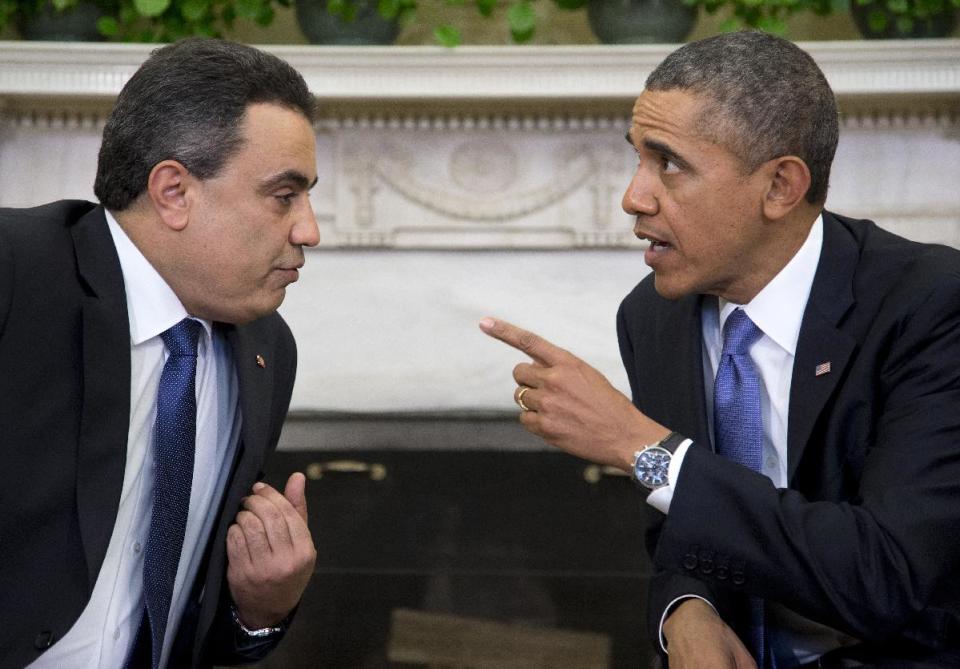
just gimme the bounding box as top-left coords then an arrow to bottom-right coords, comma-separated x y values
815,361 -> 831,377
256,354 -> 266,369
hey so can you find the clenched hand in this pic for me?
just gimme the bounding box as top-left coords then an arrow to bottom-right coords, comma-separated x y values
226,472 -> 317,629
663,599 -> 757,669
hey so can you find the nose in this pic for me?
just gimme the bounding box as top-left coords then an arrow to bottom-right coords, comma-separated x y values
290,196 -> 320,248
621,165 -> 658,218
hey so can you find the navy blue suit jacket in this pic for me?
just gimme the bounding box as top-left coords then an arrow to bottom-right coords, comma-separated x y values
617,211 -> 960,666
0,201 -> 298,668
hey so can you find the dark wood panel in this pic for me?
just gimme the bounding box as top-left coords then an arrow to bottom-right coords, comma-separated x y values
265,450 -> 650,573
256,445 -> 657,668
255,574 -> 651,669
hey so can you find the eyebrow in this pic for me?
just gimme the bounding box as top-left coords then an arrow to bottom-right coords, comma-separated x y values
626,131 -> 692,172
258,170 -> 318,194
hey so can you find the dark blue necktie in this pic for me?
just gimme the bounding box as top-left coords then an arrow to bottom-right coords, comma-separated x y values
714,308 -> 775,668
131,318 -> 202,669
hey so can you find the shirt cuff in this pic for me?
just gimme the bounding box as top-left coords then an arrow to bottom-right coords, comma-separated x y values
659,594 -> 719,653
645,438 -> 693,514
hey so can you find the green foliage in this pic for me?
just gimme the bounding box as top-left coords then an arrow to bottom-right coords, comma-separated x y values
683,0 -> 840,32
1,0 -> 114,33
0,0 -> 18,31
100,0 -> 277,39
505,0 -> 534,40
327,0 -> 587,46
3,0 -> 567,44
432,20 -> 459,42
852,0 -> 958,33
0,0 -> 289,39
378,0 -> 417,21
326,0 -> 415,22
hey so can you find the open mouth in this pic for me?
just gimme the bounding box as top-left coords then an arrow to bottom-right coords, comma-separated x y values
637,232 -> 673,251
637,230 -> 674,268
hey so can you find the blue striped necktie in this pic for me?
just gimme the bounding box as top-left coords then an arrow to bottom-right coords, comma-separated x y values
129,318 -> 202,669
713,308 -> 775,668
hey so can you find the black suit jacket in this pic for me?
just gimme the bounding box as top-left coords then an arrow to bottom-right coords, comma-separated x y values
0,201 -> 298,668
617,211 -> 960,666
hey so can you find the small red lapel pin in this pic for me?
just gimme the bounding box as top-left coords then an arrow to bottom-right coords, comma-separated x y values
815,361 -> 831,377
256,354 -> 266,369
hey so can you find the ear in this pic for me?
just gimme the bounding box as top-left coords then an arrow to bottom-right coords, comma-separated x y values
761,156 -> 811,220
146,160 -> 192,231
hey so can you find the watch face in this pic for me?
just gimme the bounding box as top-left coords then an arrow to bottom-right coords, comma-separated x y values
634,445 -> 672,490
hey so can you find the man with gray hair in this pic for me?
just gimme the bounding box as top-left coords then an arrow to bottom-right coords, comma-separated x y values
1,38 -> 319,668
482,31 -> 960,667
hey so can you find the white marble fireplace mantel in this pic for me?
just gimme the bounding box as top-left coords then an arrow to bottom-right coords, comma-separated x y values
2,41 -> 959,413
2,40 -> 960,100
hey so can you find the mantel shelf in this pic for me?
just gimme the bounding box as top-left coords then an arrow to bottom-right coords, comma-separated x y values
1,40 -> 959,105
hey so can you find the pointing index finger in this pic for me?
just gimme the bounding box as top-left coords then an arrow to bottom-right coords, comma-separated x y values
479,317 -> 565,366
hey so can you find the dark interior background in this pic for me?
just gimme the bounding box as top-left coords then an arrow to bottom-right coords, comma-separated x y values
243,412 -> 657,669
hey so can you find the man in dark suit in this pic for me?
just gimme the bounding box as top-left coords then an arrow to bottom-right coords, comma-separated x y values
0,39 -> 319,668
481,32 -> 960,668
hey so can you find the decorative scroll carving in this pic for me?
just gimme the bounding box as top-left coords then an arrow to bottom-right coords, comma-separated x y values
323,130 -> 638,248
375,144 -> 591,221
449,140 -> 517,193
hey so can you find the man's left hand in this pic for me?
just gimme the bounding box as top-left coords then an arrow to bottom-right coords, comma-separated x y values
226,472 -> 317,629
480,316 -> 670,472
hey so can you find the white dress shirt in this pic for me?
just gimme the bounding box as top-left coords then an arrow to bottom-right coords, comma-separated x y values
647,216 -> 857,663
29,211 -> 241,669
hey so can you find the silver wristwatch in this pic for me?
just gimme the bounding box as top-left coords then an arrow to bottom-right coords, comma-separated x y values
632,431 -> 686,491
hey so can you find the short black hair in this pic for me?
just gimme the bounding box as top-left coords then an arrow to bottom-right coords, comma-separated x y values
646,31 -> 839,205
94,38 -> 316,211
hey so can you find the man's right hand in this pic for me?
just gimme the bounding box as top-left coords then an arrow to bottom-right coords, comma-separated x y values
663,599 -> 757,669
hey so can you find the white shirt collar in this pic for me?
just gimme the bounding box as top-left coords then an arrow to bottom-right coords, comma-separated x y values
104,209 -> 212,346
719,214 -> 824,357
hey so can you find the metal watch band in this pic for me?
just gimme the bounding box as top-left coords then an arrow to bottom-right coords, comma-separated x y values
231,606 -> 284,638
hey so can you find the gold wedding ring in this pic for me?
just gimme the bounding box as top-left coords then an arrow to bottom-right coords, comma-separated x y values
516,386 -> 533,412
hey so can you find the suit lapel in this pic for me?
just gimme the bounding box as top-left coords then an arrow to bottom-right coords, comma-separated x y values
71,206 -> 132,589
225,322 -> 276,485
188,322 -> 277,662
642,293 -> 711,447
211,322 -> 278,571
787,213 -> 858,481
679,295 -> 712,448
